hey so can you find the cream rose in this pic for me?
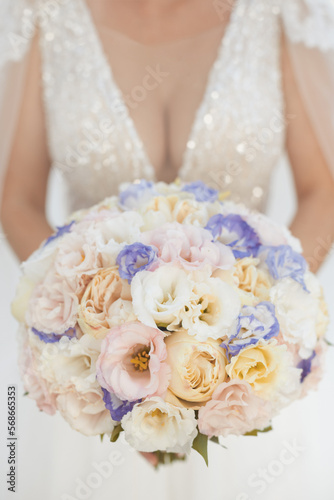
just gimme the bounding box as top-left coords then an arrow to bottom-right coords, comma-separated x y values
11,276 -> 35,324
226,340 -> 297,400
121,397 -> 198,453
78,267 -> 132,339
233,257 -> 273,304
165,330 -> 227,405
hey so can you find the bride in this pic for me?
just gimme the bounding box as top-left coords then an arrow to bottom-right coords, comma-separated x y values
1,1 -> 334,499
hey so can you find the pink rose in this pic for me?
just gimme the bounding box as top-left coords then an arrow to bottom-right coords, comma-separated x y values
55,231 -> 101,280
56,386 -> 115,436
96,322 -> 171,401
26,272 -> 78,335
141,222 -> 235,270
198,380 -> 272,438
18,338 -> 57,415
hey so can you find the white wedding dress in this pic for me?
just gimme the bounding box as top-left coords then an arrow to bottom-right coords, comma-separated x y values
1,1 -> 334,500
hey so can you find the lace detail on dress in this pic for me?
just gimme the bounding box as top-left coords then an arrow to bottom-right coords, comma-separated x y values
280,0 -> 334,51
38,0 -> 285,212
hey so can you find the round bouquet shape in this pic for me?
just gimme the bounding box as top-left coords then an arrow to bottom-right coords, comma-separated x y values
13,180 -> 329,464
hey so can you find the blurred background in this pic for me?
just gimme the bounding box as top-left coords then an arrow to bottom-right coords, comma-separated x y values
0,156 -> 333,500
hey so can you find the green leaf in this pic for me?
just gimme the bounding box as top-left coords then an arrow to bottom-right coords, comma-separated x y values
325,338 -> 334,347
244,425 -> 273,437
23,391 -> 29,397
100,433 -> 104,442
110,424 -> 123,443
209,436 -> 227,449
192,432 -> 209,466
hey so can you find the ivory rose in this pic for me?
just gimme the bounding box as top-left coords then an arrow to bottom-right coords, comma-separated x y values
121,397 -> 198,453
198,380 -> 272,437
226,340 -> 299,400
165,330 -> 227,404
96,322 -> 171,401
233,257 -> 273,304
78,267 -> 132,339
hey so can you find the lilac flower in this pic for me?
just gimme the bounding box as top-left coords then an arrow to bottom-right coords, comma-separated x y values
118,180 -> 156,210
102,388 -> 139,422
264,245 -> 307,289
205,214 -> 261,258
182,181 -> 219,203
298,351 -> 316,383
221,302 -> 280,360
31,327 -> 77,344
116,242 -> 157,283
44,221 -> 75,247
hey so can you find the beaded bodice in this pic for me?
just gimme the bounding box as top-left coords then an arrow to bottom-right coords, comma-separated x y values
39,0 -> 285,212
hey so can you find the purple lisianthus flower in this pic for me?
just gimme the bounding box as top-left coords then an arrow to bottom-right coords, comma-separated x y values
118,180 -> 156,210
31,327 -> 77,344
181,181 -> 219,203
221,302 -> 280,360
298,351 -> 316,383
263,245 -> 307,290
116,242 -> 157,283
44,221 -> 75,247
205,213 -> 261,258
102,388 -> 139,421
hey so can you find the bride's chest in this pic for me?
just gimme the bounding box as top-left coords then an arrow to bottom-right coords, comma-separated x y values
39,0 -> 285,211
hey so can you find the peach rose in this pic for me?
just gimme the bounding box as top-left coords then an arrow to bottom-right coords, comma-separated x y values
165,330 -> 227,405
198,380 -> 272,437
78,267 -> 133,339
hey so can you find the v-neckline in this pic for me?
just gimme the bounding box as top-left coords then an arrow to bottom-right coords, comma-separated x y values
80,0 -> 242,180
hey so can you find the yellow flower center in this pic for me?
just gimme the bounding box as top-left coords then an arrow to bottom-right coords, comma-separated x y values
131,348 -> 150,371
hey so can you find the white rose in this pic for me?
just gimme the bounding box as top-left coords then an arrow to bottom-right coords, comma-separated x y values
270,278 -> 318,359
121,397 -> 198,453
32,332 -> 102,393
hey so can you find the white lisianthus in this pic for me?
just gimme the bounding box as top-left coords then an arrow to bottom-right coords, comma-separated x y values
131,265 -> 194,328
132,265 -> 240,340
94,212 -> 144,267
179,270 -> 241,341
121,397 -> 198,453
270,277 -> 318,359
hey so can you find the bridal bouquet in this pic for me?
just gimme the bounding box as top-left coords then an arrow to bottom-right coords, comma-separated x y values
12,180 -> 329,464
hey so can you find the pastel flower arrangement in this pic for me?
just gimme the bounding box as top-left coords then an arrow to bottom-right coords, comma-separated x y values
13,180 -> 329,464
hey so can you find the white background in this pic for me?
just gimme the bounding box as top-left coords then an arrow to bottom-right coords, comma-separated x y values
0,158 -> 333,500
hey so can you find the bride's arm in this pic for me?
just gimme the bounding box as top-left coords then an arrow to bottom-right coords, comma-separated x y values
0,34 -> 53,262
282,36 -> 334,273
